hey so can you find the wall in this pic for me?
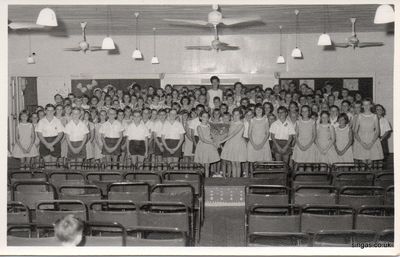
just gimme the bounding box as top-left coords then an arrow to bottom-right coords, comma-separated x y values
8,31 -> 394,150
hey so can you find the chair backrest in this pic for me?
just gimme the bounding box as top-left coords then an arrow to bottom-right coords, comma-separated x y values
338,186 -> 385,209
103,161 -> 132,171
150,184 -> 195,210
7,201 -> 31,225
162,171 -> 203,196
137,202 -> 190,237
374,172 -> 394,189
294,186 -> 337,205
355,206 -> 394,232
385,186 -> 394,205
48,171 -> 85,189
334,172 -> 374,187
245,185 -> 290,209
7,224 -> 58,246
301,205 -> 355,233
292,172 -> 332,187
136,162 -> 168,171
168,162 -> 204,170
107,182 -> 150,203
252,171 -> 288,185
375,229 -> 394,244
124,172 -> 162,186
36,200 -> 87,224
247,205 -> 301,237
248,232 -> 310,247
10,171 -> 48,192
86,172 -> 123,196
59,185 -> 102,207
89,200 -> 138,230
254,161 -> 288,172
296,163 -> 329,172
331,162 -> 368,173
312,230 -> 377,247
83,222 -> 126,246
126,226 -> 188,246
13,181 -> 57,209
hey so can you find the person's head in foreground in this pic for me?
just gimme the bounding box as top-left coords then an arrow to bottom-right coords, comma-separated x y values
54,215 -> 84,246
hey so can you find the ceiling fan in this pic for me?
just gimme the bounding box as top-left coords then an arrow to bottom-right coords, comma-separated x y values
334,18 -> 384,48
164,4 -> 262,27
64,22 -> 103,53
185,26 -> 239,51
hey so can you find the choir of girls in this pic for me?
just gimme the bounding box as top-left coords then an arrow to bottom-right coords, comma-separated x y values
12,76 -> 392,177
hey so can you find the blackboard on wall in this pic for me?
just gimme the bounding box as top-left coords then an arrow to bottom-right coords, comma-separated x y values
279,77 -> 373,99
71,78 -> 161,97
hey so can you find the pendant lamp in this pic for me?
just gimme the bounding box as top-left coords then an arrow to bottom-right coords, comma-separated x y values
132,12 -> 143,59
102,6 -> 116,50
318,6 -> 332,46
291,10 -> 303,58
276,26 -> 285,64
374,4 -> 395,24
36,7 -> 57,26
27,34 -> 35,64
151,28 -> 159,64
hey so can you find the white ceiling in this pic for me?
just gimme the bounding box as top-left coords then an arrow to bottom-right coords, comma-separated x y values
8,4 -> 393,36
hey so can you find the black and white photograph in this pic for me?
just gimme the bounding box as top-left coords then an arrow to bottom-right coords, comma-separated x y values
3,0 -> 398,255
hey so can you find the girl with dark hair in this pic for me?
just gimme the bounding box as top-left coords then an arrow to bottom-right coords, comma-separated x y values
12,110 -> 38,168
334,113 -> 354,162
315,111 -> 337,164
194,111 -> 220,177
292,105 -> 317,168
220,108 -> 247,178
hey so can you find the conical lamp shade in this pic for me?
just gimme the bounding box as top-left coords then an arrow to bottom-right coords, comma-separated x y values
36,8 -> 58,26
318,33 -> 332,46
276,55 -> 285,64
291,47 -> 302,58
102,37 -> 115,50
374,4 -> 395,24
132,49 -> 143,59
151,56 -> 159,64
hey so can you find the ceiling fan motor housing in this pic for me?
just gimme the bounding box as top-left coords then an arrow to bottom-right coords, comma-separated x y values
208,10 -> 222,25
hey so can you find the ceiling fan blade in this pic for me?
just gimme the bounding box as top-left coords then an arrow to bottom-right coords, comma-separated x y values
220,16 -> 262,26
8,22 -> 45,30
89,46 -> 103,51
333,43 -> 350,48
358,42 -> 384,48
219,45 -> 240,51
185,46 -> 213,51
164,18 -> 209,26
64,47 -> 82,51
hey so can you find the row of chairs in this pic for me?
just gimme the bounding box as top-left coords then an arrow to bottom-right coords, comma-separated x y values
245,204 -> 394,246
11,160 -> 204,172
8,222 -> 188,246
8,200 -> 194,246
248,229 -> 394,247
8,171 -> 205,243
245,185 -> 394,208
253,161 -> 389,172
251,171 -> 393,188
